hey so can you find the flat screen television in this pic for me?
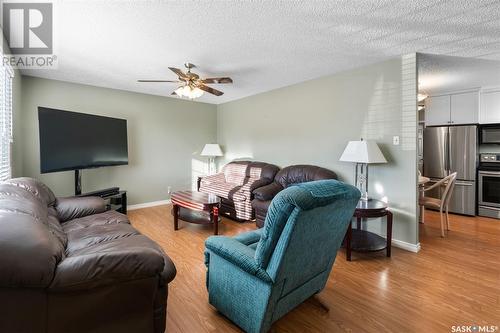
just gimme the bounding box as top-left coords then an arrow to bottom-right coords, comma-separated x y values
38,107 -> 128,173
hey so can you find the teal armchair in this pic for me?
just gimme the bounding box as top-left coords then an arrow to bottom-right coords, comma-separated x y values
204,180 -> 360,333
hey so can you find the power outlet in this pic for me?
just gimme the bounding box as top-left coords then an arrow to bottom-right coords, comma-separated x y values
393,136 -> 400,145
167,186 -> 172,194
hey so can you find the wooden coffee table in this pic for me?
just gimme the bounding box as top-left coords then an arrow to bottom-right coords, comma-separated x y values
171,190 -> 221,235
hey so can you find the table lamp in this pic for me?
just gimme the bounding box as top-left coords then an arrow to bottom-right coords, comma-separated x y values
340,139 -> 387,201
201,144 -> 223,175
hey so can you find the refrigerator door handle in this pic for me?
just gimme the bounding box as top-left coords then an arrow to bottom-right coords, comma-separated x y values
445,127 -> 450,175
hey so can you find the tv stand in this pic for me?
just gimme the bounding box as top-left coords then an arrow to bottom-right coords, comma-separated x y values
79,189 -> 127,215
82,187 -> 120,197
73,169 -> 126,214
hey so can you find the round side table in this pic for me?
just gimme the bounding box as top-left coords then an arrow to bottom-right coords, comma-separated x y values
344,199 -> 393,261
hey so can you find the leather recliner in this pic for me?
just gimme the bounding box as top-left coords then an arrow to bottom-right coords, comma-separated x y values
0,177 -> 176,333
252,165 -> 338,227
199,161 -> 279,221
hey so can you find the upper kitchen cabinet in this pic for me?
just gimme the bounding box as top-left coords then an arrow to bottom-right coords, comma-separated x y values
450,91 -> 479,124
480,89 -> 500,124
425,91 -> 479,126
425,95 -> 450,126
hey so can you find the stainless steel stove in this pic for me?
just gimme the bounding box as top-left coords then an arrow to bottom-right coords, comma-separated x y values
478,153 -> 500,219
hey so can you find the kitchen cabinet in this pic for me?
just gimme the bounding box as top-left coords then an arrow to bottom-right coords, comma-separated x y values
480,90 -> 500,124
425,95 -> 450,126
425,91 -> 479,126
451,92 -> 479,124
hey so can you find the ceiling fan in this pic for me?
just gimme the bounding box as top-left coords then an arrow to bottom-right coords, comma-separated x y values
138,63 -> 233,99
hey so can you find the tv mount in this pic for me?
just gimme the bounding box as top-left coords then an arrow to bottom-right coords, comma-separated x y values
73,169 -> 120,198
75,169 -> 82,195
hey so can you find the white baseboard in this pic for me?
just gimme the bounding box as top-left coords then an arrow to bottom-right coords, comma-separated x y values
127,199 -> 171,211
367,229 -> 421,253
391,238 -> 421,253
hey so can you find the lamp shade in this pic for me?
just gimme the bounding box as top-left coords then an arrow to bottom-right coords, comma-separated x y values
339,140 -> 387,164
201,144 -> 223,157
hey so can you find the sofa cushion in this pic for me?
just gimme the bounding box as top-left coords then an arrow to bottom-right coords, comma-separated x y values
62,209 -> 128,232
52,210 -> 172,291
223,161 -> 279,184
5,177 -> 56,207
50,235 -> 169,291
199,182 -> 248,202
223,163 -> 248,185
275,165 -> 337,189
63,211 -> 132,255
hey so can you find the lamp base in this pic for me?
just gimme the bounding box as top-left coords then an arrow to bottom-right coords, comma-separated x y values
207,157 -> 216,175
360,192 -> 371,201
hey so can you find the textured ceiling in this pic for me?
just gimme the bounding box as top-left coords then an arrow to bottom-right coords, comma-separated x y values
418,53 -> 500,95
20,0 -> 500,104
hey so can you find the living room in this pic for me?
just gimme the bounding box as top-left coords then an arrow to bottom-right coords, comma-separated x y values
1,1 -> 499,333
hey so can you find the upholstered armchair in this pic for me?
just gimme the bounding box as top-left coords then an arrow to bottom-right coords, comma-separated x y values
204,180 -> 360,333
252,164 -> 338,227
199,161 -> 279,221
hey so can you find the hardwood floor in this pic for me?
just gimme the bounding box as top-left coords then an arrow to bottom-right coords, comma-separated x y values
128,206 -> 500,333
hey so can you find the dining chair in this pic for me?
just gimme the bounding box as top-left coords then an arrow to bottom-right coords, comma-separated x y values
418,172 -> 457,237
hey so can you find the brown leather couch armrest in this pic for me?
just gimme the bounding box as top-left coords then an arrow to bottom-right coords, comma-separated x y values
0,214 -> 61,288
252,182 -> 283,201
55,196 -> 106,222
249,178 -> 275,192
160,254 -> 177,285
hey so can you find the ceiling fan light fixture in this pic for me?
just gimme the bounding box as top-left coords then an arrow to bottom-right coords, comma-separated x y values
191,87 -> 204,99
183,85 -> 192,95
174,84 -> 204,99
175,86 -> 184,96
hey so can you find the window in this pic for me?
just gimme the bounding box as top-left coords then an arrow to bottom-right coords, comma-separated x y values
0,61 -> 14,181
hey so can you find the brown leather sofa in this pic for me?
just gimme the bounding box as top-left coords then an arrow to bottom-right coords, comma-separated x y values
0,177 -> 176,333
252,165 -> 338,227
199,161 -> 279,221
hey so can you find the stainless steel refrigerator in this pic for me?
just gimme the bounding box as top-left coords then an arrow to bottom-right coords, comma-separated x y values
423,125 -> 477,216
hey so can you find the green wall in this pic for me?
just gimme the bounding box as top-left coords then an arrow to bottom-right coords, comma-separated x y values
13,55 -> 418,246
217,55 -> 418,246
17,76 -> 217,205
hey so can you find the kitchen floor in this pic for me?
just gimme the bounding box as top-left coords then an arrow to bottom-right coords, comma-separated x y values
129,205 -> 500,332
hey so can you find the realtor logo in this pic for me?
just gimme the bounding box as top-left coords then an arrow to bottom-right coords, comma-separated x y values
1,2 -> 56,69
3,2 -> 53,54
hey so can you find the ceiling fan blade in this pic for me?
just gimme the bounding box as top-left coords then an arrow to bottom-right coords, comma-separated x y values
197,83 -> 224,96
169,67 -> 188,79
137,80 -> 180,83
200,77 -> 233,84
